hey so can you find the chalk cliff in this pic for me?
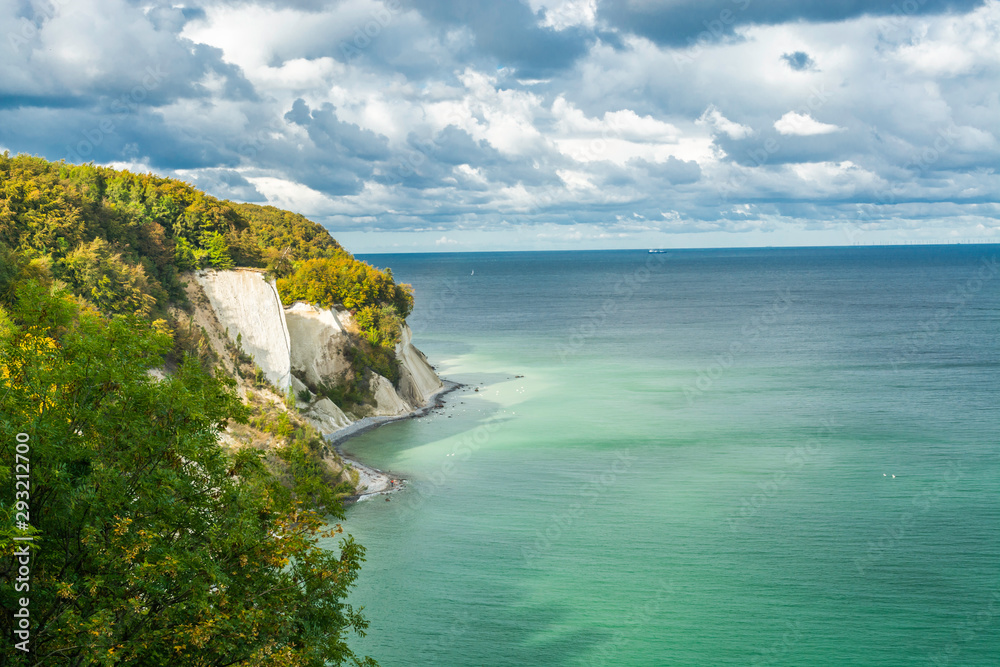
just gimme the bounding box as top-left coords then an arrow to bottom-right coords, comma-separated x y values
285,302 -> 352,388
194,269 -> 292,393
396,323 -> 443,407
188,270 -> 442,438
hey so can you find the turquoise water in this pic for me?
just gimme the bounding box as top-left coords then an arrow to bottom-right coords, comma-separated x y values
335,247 -> 999,666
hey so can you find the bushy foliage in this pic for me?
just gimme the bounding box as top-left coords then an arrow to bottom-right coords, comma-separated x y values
0,281 -> 377,666
354,304 -> 404,349
277,258 -> 413,318
0,152 -> 414,352
62,238 -> 160,316
231,203 -> 343,261
0,153 -> 245,310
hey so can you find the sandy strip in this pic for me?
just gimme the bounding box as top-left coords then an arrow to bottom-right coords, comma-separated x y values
329,380 -> 461,501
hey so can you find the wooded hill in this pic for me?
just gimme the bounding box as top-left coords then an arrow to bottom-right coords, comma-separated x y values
0,153 -> 393,666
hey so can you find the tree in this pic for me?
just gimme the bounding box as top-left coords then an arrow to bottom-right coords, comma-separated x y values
0,282 -> 377,666
200,231 -> 235,270
62,238 -> 159,317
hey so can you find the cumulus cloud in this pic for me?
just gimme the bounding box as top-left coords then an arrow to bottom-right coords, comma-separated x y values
1,0 -> 998,248
774,112 -> 843,136
697,105 -> 753,139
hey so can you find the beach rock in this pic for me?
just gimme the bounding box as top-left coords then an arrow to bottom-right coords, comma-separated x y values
369,373 -> 413,416
304,397 -> 353,434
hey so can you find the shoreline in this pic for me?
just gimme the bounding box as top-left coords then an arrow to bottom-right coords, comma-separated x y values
328,380 -> 462,502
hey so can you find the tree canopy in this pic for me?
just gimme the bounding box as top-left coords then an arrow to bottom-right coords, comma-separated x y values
0,152 -> 413,339
0,280 -> 376,666
0,153 -> 394,665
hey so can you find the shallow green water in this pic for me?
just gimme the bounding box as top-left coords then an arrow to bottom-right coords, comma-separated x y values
331,247 -> 999,666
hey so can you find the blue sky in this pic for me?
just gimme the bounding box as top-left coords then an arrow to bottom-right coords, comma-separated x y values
2,0 -> 999,252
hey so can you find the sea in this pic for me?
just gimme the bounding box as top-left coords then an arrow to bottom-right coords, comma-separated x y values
332,246 -> 1000,666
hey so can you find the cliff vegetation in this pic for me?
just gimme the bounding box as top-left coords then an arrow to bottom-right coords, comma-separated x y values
0,153 -> 401,665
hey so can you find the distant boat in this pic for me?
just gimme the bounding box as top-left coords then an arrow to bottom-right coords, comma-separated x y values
648,249 -> 668,253
470,270 -> 475,275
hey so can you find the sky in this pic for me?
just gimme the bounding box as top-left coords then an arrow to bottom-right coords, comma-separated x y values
2,0 -> 999,252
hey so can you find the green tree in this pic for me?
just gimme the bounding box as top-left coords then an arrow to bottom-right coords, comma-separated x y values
200,231 -> 235,270
0,282 -> 377,667
62,238 -> 159,317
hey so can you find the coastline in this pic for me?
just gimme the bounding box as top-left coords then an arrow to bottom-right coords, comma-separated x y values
329,380 -> 462,502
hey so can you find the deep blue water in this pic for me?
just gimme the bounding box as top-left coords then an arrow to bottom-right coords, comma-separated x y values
338,246 -> 1000,666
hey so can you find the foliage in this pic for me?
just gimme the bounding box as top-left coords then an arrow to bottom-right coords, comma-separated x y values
230,203 -> 343,261
311,341 -> 399,414
0,152 -> 415,360
62,238 -> 160,316
354,304 -> 404,349
277,258 -> 413,318
0,281 -> 377,666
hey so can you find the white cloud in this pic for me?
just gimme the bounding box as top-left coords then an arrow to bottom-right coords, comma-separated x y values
697,105 -> 753,139
893,0 -> 1000,77
556,169 -> 595,190
528,0 -> 597,30
774,112 -> 842,136
4,0 -> 1000,249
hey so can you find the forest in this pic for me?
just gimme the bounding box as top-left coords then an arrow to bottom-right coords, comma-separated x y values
0,153 -> 392,665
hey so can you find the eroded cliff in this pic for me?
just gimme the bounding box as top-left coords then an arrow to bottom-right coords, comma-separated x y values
187,269 -> 443,439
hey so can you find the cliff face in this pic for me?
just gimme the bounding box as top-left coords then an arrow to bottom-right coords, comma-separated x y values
188,270 -> 442,437
396,323 -> 443,407
285,302 -> 352,389
194,270 -> 293,393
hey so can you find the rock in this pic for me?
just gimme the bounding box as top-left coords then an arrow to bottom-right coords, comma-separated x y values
369,373 -> 412,416
395,324 -> 443,407
285,302 -> 353,388
304,397 -> 353,434
195,270 -> 292,392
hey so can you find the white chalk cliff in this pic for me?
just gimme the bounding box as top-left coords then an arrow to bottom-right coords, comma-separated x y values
285,302 -> 352,388
190,270 -> 442,436
194,269 -> 292,393
396,323 -> 443,407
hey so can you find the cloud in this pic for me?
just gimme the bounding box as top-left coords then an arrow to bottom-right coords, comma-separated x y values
774,112 -> 842,136
1,0 -> 999,247
781,51 -> 817,71
403,0 -> 594,75
596,0 -> 987,47
697,105 -> 753,139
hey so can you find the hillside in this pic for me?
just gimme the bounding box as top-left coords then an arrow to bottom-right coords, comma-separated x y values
0,152 -> 440,665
